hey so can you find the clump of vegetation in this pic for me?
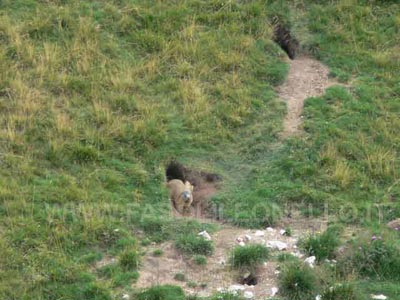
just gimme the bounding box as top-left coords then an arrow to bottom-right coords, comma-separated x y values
321,283 -> 362,300
187,281 -> 197,288
119,250 -> 140,271
174,273 -> 186,282
230,244 -> 269,269
153,249 -> 163,257
175,234 -> 214,256
193,255 -> 207,265
300,226 -> 342,262
278,262 -> 318,300
338,235 -> 400,280
136,285 -> 185,300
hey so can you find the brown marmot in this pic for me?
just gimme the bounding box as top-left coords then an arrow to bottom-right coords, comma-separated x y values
166,179 -> 194,216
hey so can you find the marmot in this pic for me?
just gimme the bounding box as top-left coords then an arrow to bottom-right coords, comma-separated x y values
166,179 -> 194,216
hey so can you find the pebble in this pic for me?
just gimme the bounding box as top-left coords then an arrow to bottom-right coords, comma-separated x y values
228,284 -> 245,293
271,287 -> 279,297
244,234 -> 252,241
244,291 -> 254,299
266,240 -> 288,251
198,231 -> 211,241
239,241 -> 246,247
266,227 -> 275,232
122,294 -> 129,300
371,295 -> 387,300
255,230 -> 265,236
304,256 -> 316,268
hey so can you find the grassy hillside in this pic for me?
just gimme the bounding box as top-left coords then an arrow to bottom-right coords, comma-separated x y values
0,1 -> 287,299
0,0 -> 399,299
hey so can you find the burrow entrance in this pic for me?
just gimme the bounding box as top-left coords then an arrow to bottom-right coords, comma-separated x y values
166,161 -> 222,218
272,18 -> 299,60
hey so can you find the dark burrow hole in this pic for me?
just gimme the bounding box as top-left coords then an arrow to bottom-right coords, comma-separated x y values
240,272 -> 258,286
165,160 -> 222,218
272,18 -> 299,60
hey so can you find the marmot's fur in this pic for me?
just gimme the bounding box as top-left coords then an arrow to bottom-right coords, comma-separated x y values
166,179 -> 194,216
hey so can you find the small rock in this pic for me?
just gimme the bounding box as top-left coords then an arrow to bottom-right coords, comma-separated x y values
114,228 -> 120,232
315,295 -> 321,300
244,234 -> 252,241
237,237 -> 244,243
271,287 -> 279,297
266,227 -> 275,232
122,294 -> 129,300
279,229 -> 286,235
371,295 -> 387,300
228,284 -> 245,294
304,256 -> 316,268
219,259 -> 226,265
244,291 -> 254,299
387,218 -> 400,231
198,231 -> 211,241
255,230 -> 265,236
274,270 -> 280,275
239,241 -> 246,247
291,251 -> 303,258
266,240 -> 288,251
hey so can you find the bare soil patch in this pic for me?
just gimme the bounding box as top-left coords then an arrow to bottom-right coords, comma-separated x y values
134,215 -> 328,298
278,56 -> 336,138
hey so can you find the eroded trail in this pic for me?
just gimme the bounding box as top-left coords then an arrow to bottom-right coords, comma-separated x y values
279,56 -> 335,137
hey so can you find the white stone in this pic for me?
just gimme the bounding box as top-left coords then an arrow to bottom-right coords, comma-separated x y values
274,270 -> 280,275
198,231 -> 211,241
219,259 -> 226,265
244,234 -> 252,241
266,240 -> 288,251
266,227 -> 275,232
371,295 -> 387,300
304,256 -> 316,268
244,291 -> 254,299
228,284 -> 245,293
316,295 -> 321,300
122,294 -> 129,300
255,230 -> 265,236
237,237 -> 244,243
279,229 -> 286,235
271,287 -> 279,297
239,241 -> 246,247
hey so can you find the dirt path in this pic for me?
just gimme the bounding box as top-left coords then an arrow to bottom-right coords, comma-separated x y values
279,56 -> 336,137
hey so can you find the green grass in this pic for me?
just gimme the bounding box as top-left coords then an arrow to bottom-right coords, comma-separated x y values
0,0 -> 399,299
230,244 -> 269,269
175,234 -> 214,256
135,285 -> 185,300
300,226 -> 342,262
278,261 -> 318,300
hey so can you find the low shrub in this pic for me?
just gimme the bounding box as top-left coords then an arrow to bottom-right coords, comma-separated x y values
321,283 -> 362,300
193,255 -> 207,265
300,226 -> 341,262
175,234 -> 214,256
119,250 -> 139,271
278,262 -> 318,300
136,285 -> 185,300
338,236 -> 400,280
230,244 -> 269,269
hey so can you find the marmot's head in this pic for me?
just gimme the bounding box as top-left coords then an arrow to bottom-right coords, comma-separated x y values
182,181 -> 194,203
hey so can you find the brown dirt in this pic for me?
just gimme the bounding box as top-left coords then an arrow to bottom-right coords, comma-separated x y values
134,214 -> 328,298
278,56 -> 336,138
